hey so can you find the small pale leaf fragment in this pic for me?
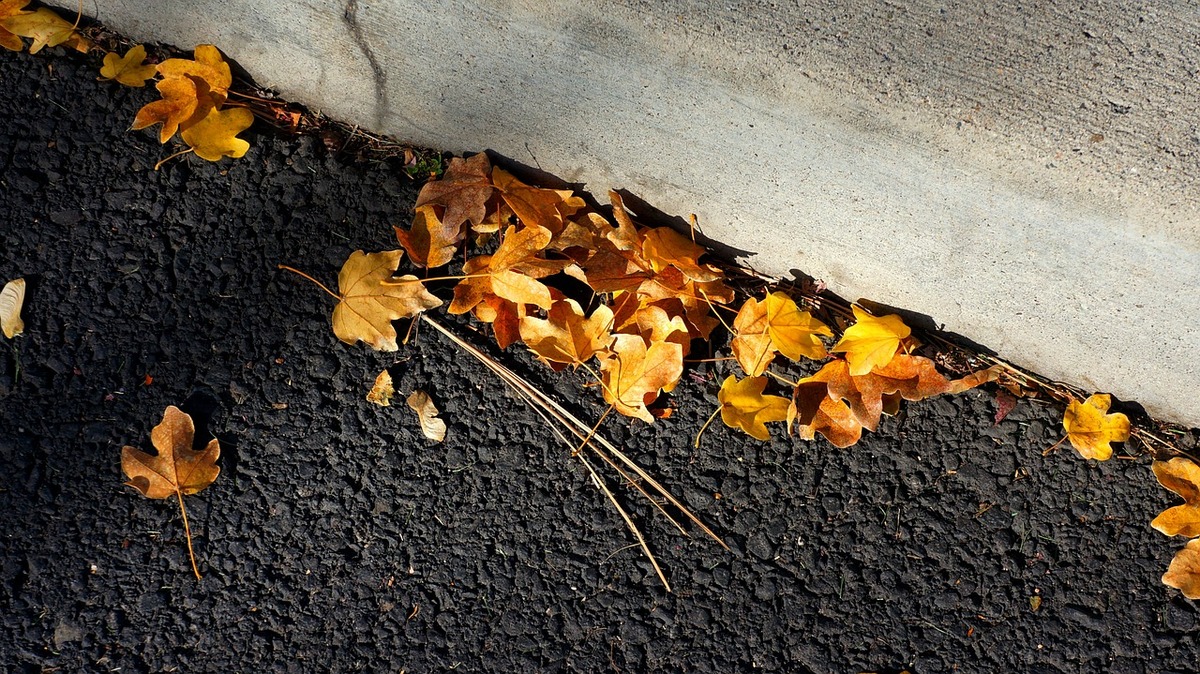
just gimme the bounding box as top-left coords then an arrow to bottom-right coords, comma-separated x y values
1163,539 -> 1200,600
407,390 -> 446,442
1,277 -> 25,338
367,370 -> 395,407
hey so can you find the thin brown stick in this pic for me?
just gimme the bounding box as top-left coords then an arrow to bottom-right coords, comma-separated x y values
175,490 -> 202,580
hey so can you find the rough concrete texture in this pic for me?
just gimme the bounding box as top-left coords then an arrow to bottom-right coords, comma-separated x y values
86,0 -> 1200,425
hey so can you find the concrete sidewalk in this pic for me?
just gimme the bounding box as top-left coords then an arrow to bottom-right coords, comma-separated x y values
86,0 -> 1200,426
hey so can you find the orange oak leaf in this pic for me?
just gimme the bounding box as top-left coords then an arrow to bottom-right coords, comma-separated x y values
1062,393 -> 1129,461
1163,539 -> 1200,600
788,380 -> 863,448
0,0 -> 32,52
732,292 -> 831,376
831,305 -> 911,376
599,334 -> 683,423
180,106 -> 254,161
99,44 -> 157,87
332,250 -> 442,351
121,406 -> 220,579
415,152 -> 495,232
519,299 -> 614,370
717,375 -> 791,441
1151,458 -> 1200,538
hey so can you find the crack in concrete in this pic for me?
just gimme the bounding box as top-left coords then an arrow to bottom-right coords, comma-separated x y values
343,0 -> 388,130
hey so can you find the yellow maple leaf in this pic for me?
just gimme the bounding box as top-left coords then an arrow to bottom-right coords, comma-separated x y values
132,76 -> 201,143
1163,539 -> 1200,600
717,375 -> 791,441
732,292 -> 830,376
598,334 -> 683,423
0,0 -> 31,52
518,299 -> 614,370
831,305 -> 911,376
99,44 -> 157,87
1151,458 -> 1200,537
1062,393 -> 1129,461
449,225 -> 562,315
157,44 -> 232,104
180,106 -> 254,161
2,6 -> 87,54
330,250 -> 442,351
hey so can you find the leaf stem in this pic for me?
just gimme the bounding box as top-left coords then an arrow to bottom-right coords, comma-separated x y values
765,370 -> 799,388
154,147 -> 193,171
175,490 -> 202,581
694,405 -> 722,448
380,273 -> 490,286
277,264 -> 341,301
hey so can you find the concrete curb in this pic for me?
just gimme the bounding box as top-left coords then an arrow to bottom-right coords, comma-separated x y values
87,0 -> 1200,426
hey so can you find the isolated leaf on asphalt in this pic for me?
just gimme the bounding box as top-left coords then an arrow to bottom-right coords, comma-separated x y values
717,375 -> 791,441
366,370 -> 395,407
1062,393 -> 1129,461
407,390 -> 446,442
332,250 -> 442,351
1151,458 -> 1200,538
415,152 -> 495,231
599,334 -> 683,423
2,6 -> 85,54
732,292 -> 831,376
121,406 -> 220,499
0,277 -> 25,339
132,76 -> 200,143
99,45 -> 157,87
121,406 -> 220,580
831,305 -> 911,376
1163,539 -> 1200,600
395,205 -> 459,268
519,299 -> 614,370
0,0 -> 31,52
180,106 -> 254,161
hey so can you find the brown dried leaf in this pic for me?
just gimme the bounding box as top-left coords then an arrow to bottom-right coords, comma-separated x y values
493,167 -> 577,233
641,227 -> 721,282
806,355 -> 951,432
121,406 -> 220,499
732,292 -> 830,376
415,153 -> 495,231
1151,458 -> 1200,538
407,390 -> 446,442
789,380 -> 863,448
395,205 -> 459,268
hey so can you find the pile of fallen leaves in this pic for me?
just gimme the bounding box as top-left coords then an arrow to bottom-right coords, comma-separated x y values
293,152 -> 1001,447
